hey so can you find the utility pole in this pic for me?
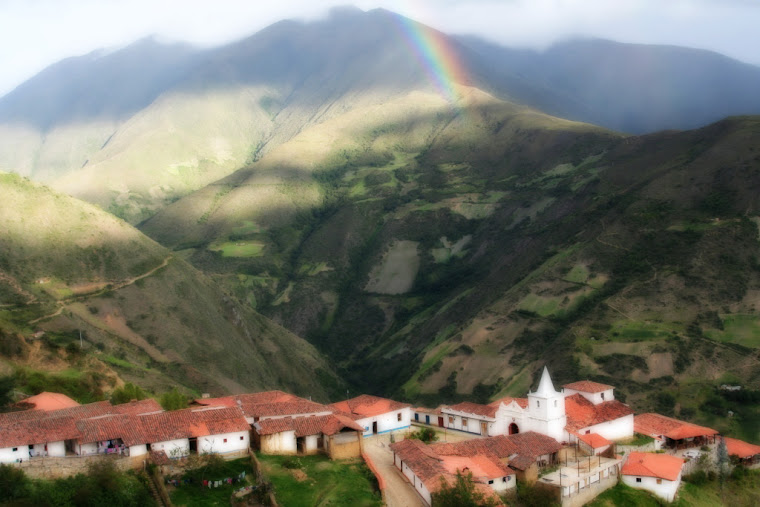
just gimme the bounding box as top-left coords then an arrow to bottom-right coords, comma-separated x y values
79,330 -> 83,349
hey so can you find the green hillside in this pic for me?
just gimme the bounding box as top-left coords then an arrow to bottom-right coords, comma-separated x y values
140,85 -> 760,443
0,172 -> 342,401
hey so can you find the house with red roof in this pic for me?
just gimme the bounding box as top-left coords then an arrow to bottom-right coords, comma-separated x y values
254,413 -> 364,459
330,394 -> 411,437
563,389 -> 634,443
390,438 -> 510,506
15,392 -> 80,411
634,413 -> 718,449
724,437 -> 760,468
412,406 -> 444,427
621,452 -> 684,502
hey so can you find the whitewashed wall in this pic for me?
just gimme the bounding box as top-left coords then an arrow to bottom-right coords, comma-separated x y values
151,438 -> 190,458
622,473 -> 681,502
564,388 -> 614,405
260,430 -> 297,454
358,407 -> 411,436
129,444 -> 148,457
199,431 -> 249,454
569,414 -> 634,442
0,445 -> 29,463
395,452 -> 432,506
78,442 -> 98,456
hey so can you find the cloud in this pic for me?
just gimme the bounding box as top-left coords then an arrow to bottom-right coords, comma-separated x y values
1,0 -> 759,97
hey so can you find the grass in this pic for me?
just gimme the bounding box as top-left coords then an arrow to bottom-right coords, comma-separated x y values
586,482 -> 665,506
209,240 -> 265,258
169,458 -> 253,507
704,314 -> 760,348
564,264 -> 590,284
257,453 -> 382,507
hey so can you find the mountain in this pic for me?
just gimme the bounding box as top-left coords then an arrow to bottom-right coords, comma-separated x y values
141,82 -> 760,442
460,37 -> 760,134
0,172 -> 342,400
3,8 -> 760,224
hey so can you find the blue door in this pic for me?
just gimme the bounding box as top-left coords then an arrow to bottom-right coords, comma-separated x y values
425,415 -> 430,424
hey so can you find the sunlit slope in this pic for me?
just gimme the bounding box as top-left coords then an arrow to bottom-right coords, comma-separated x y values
0,172 -> 341,399
141,84 -> 617,381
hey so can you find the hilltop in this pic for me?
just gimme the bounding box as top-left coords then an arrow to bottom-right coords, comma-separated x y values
1,9 -> 759,224
0,172 -> 342,400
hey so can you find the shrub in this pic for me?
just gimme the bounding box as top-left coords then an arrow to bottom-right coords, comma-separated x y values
407,427 -> 439,443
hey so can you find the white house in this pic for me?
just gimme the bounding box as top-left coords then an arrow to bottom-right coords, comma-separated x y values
562,380 -> 634,443
330,395 -> 411,437
621,452 -> 684,502
390,438 -> 512,506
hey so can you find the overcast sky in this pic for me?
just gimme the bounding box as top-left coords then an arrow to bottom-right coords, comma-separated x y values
1,0 -> 759,97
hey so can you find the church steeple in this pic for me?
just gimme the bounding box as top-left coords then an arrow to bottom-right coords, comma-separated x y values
534,366 -> 557,396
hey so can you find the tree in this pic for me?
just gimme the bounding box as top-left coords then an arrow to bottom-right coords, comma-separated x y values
0,375 -> 15,411
159,387 -> 188,411
110,382 -> 147,405
0,464 -> 30,502
431,471 -> 502,507
407,427 -> 439,443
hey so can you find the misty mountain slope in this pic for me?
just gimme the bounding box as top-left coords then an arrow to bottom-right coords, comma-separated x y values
0,8 -> 465,224
461,37 -> 760,134
0,172 -> 342,400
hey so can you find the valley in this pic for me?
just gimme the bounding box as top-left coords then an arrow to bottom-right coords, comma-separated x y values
0,5 -> 758,454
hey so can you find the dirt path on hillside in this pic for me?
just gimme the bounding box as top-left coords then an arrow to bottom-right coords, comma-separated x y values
0,270 -> 37,306
27,256 -> 173,333
364,435 -> 425,507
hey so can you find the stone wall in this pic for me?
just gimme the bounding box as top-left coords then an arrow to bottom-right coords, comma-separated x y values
327,435 -> 362,460
12,454 -> 143,479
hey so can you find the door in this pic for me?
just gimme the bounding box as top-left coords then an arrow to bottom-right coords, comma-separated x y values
425,415 -> 430,424
481,422 -> 488,436
509,423 -> 519,435
372,421 -> 378,434
438,417 -> 444,427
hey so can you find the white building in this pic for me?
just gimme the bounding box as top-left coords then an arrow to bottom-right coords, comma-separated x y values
441,367 -> 566,441
390,438 -> 513,506
621,452 -> 684,502
330,395 -> 411,437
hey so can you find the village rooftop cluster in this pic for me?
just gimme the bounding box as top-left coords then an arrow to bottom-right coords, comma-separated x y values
2,367 -> 759,506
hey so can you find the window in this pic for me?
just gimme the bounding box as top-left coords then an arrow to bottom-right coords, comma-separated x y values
656,479 -> 662,484
414,413 -> 419,421
507,476 -> 512,482
12,447 -> 17,452
488,479 -> 494,484
554,400 -> 557,407
448,416 -> 454,424
462,418 -> 468,427
601,392 -> 605,400
537,400 -> 540,408
223,438 -> 227,443
397,412 -> 402,422
240,436 -> 244,440
636,478 -> 642,483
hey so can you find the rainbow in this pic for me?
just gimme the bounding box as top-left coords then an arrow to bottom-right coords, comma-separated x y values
389,11 -> 469,104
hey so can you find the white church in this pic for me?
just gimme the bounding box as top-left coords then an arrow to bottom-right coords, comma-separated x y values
440,367 -> 634,443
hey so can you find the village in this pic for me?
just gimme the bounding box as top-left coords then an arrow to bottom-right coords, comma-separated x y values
2,367 -> 759,506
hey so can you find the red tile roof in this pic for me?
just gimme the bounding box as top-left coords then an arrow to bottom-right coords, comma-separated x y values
634,413 -> 718,441
432,432 -> 560,471
622,452 -> 684,481
390,438 -> 509,503
413,406 -> 443,415
243,400 -> 332,419
723,437 -> 760,459
563,381 -> 613,393
111,399 -> 163,416
76,414 -> 146,447
137,407 -> 249,443
18,392 -> 80,411
255,414 -> 363,437
578,432 -> 612,448
565,394 -> 633,432
489,396 -> 529,409
330,395 -> 410,419
444,401 -> 498,418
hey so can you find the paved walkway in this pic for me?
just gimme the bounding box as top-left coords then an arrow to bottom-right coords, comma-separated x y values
364,434 -> 425,507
